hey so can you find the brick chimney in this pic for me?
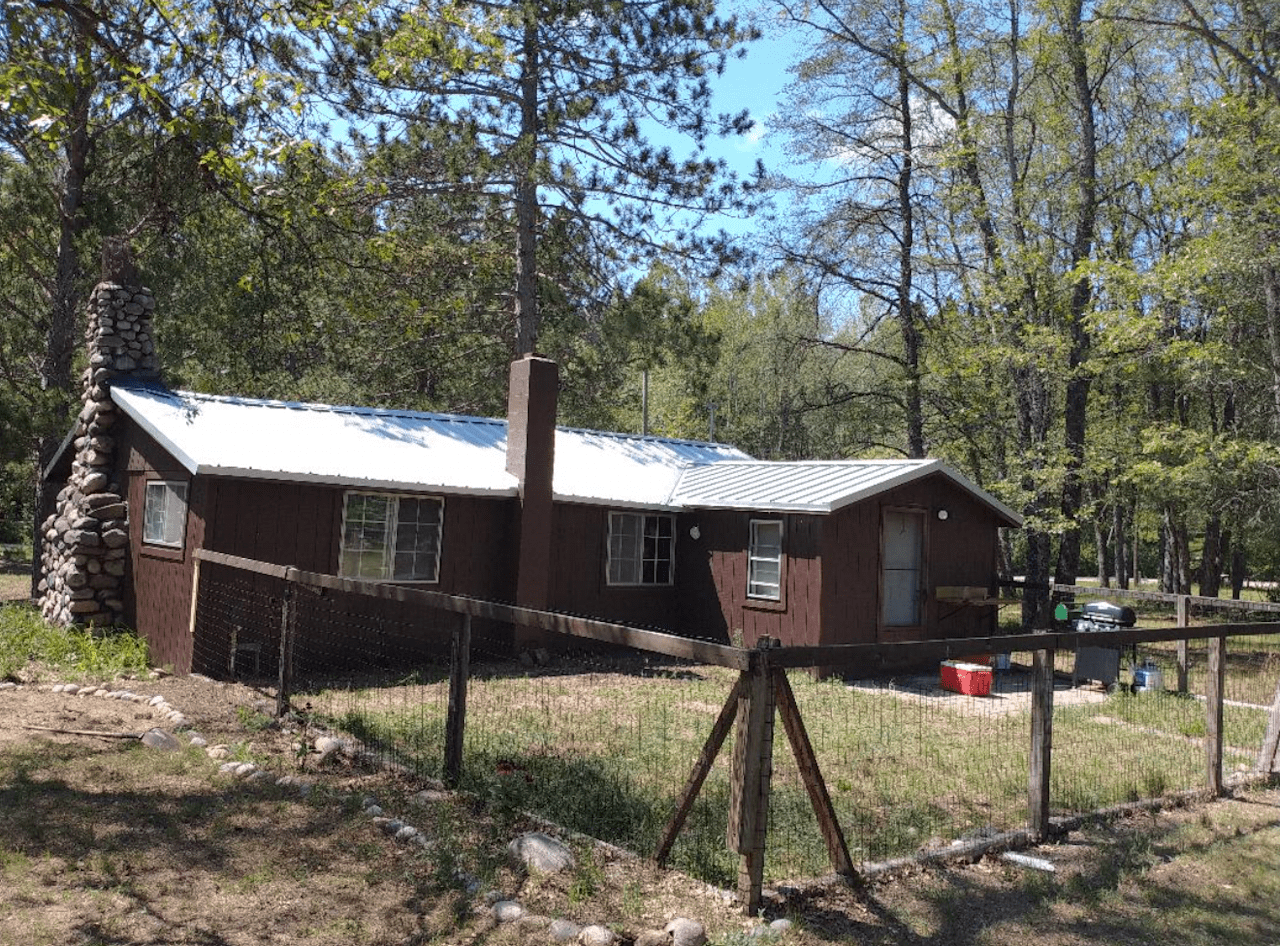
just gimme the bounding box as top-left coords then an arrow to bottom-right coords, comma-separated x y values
506,354 -> 557,613
39,240 -> 159,627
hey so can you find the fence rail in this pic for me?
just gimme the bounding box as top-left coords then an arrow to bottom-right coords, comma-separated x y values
189,550 -> 1280,914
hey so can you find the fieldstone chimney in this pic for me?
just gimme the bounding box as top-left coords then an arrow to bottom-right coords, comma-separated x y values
39,241 -> 159,627
506,354 -> 558,612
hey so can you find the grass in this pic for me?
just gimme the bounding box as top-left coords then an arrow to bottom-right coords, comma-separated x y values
304,655 -> 1279,887
0,602 -> 150,681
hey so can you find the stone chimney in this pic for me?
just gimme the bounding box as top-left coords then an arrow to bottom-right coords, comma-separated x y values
39,241 -> 159,627
506,354 -> 558,612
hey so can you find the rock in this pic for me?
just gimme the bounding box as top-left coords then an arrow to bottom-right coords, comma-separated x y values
207,746 -> 230,760
314,735 -> 346,757
234,762 -> 256,776
189,735 -> 208,748
395,826 -> 419,842
365,805 -> 384,817
579,925 -> 616,946
102,529 -> 128,549
549,920 -> 581,943
666,919 -> 707,946
493,901 -> 525,923
508,832 -> 575,874
769,919 -> 793,932
635,931 -> 672,946
410,789 -> 450,806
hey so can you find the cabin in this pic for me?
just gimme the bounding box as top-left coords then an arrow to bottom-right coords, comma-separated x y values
39,278 -> 1022,675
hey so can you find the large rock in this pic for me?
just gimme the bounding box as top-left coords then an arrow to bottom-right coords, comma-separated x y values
141,728 -> 182,751
508,832 -> 575,874
665,919 -> 707,946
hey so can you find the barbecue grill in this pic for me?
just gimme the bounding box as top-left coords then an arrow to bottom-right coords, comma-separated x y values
1070,600 -> 1136,688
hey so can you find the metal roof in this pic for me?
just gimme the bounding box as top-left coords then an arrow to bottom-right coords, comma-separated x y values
671,459 -> 1024,524
107,385 -> 1020,524
108,385 -> 750,505
111,385 -> 520,495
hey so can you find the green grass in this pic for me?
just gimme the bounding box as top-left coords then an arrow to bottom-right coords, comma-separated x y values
0,602 -> 149,681
305,656 -> 1279,887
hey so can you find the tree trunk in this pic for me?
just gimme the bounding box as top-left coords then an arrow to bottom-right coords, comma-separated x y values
895,3 -> 924,460
1053,0 -> 1098,589
1095,514 -> 1109,587
513,17 -> 540,356
1230,541 -> 1245,600
1113,500 -> 1128,589
1201,513 -> 1222,597
30,55 -> 93,598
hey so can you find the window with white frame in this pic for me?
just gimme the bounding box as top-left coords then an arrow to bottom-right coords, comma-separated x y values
747,519 -> 784,600
339,492 -> 443,582
607,512 -> 674,585
142,480 -> 188,547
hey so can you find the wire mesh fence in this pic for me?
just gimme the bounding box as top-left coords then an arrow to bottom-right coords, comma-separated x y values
190,555 -> 1280,903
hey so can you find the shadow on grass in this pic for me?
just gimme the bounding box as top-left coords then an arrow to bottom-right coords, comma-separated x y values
786,801 -> 1280,945
0,737 -> 423,946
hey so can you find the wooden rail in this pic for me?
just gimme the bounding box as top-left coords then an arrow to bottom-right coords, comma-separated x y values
1054,584 -> 1280,614
193,549 -> 751,671
190,549 -> 1280,913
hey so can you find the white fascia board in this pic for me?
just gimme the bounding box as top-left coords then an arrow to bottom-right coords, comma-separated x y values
110,387 -> 202,476
552,492 -> 683,512
202,466 -> 518,497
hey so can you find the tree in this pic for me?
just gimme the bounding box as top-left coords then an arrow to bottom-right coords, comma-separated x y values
312,0 -> 760,356
0,0 -> 317,587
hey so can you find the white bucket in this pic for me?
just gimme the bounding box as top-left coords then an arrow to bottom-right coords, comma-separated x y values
1133,662 -> 1164,693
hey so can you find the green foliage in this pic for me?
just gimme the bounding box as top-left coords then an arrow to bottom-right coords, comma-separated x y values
0,604 -> 149,681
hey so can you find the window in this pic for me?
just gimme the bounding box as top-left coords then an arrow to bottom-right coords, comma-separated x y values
340,492 -> 443,582
747,519 -> 784,600
142,481 -> 188,547
882,508 -> 925,626
607,512 -> 674,585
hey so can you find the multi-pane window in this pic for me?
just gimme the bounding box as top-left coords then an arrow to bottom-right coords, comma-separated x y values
340,492 -> 443,582
142,481 -> 188,547
607,512 -> 674,585
747,519 -> 783,600
882,508 -> 924,626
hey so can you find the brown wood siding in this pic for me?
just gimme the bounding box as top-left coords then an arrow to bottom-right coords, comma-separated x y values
677,510 -> 823,648
822,473 -> 1002,648
549,504 -> 679,631
119,424 -> 201,673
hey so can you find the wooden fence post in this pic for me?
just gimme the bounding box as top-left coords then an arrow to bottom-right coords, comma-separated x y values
1206,635 -> 1226,795
1257,675 -> 1280,775
444,612 -> 472,789
727,639 -> 776,916
275,569 -> 298,717
772,670 -> 860,886
1176,595 -> 1190,693
1029,646 -> 1055,840
656,672 -> 747,866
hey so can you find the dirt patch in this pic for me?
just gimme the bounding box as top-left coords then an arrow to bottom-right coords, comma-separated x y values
845,665 -> 1109,717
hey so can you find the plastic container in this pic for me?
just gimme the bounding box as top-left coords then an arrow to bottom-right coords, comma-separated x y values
940,660 -> 992,696
1133,661 -> 1164,693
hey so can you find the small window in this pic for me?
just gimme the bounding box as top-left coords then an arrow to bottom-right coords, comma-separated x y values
142,481 -> 188,547
340,492 -> 443,582
607,512 -> 674,585
747,519 -> 784,600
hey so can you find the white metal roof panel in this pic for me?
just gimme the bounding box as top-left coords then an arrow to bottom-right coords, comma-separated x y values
672,459 -> 1023,524
552,428 -> 751,508
108,386 -> 1018,523
110,386 -> 521,495
109,385 -> 749,505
